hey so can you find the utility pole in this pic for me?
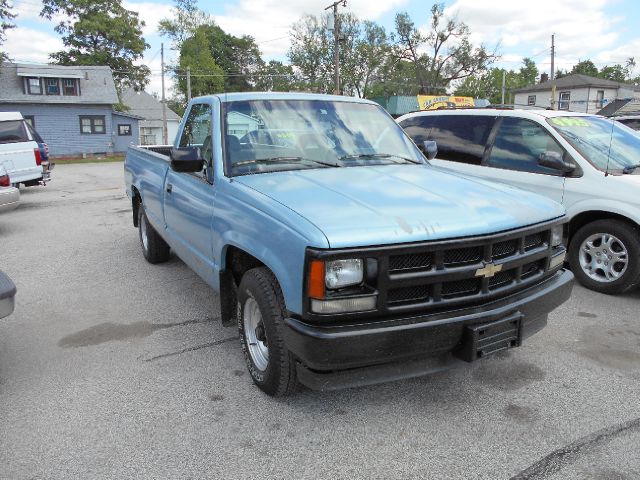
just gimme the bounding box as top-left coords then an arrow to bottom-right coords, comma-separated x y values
186,66 -> 192,102
325,0 -> 346,95
161,42 -> 168,145
550,34 -> 555,81
501,70 -> 506,105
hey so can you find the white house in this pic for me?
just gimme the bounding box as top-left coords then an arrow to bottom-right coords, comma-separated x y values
513,74 -> 640,114
121,88 -> 181,145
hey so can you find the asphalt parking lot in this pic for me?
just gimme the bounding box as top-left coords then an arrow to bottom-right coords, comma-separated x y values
1,162 -> 639,479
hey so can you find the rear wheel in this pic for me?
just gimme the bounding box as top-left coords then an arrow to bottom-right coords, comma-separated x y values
237,267 -> 299,396
138,204 -> 170,264
568,219 -> 640,294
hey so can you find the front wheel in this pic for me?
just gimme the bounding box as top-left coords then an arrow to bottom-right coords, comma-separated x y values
237,267 -> 299,396
568,219 -> 640,294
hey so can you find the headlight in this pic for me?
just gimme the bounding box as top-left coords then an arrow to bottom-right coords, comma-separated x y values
550,225 -> 564,247
325,259 -> 363,289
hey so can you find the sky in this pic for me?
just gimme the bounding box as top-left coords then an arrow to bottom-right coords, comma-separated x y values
4,0 -> 640,96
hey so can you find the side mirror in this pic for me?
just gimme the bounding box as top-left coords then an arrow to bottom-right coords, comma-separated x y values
421,140 -> 438,160
170,146 -> 204,173
538,151 -> 576,174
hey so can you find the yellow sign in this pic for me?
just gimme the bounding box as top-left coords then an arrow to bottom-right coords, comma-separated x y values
417,95 -> 475,111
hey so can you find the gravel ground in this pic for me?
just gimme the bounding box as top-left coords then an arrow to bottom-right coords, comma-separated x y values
0,162 -> 639,480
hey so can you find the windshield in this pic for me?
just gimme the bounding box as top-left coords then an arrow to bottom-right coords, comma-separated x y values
548,116 -> 640,173
222,99 -> 424,176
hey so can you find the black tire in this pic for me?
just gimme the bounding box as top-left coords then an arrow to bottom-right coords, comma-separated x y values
568,219 -> 640,294
237,267 -> 299,396
138,204 -> 170,264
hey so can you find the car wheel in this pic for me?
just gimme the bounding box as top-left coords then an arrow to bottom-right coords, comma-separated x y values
568,219 -> 640,294
237,267 -> 299,396
138,204 -> 170,264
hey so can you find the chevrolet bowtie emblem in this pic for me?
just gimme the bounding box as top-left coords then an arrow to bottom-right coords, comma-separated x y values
475,263 -> 503,278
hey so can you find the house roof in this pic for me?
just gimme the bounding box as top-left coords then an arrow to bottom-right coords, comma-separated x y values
0,63 -> 119,105
112,110 -> 144,120
120,88 -> 181,124
512,74 -> 636,93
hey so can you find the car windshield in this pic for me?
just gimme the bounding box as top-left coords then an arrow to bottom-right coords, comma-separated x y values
548,116 -> 640,173
0,120 -> 29,144
222,99 -> 424,176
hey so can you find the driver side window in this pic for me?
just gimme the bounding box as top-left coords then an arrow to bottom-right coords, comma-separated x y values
179,103 -> 213,178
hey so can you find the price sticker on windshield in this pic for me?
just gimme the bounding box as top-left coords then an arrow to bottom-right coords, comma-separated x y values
549,117 -> 590,127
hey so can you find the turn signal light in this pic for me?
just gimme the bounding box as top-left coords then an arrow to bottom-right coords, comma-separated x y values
308,260 -> 325,299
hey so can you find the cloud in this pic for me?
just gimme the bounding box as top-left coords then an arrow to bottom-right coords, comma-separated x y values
3,27 -> 63,63
212,0 -> 409,58
123,0 -> 174,37
441,0 -> 623,73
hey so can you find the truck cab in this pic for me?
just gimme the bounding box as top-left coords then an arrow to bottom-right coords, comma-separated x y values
125,93 -> 573,396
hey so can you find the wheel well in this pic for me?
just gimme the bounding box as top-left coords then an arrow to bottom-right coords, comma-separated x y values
569,211 -> 639,240
219,246 -> 266,326
131,186 -> 141,227
225,246 -> 265,285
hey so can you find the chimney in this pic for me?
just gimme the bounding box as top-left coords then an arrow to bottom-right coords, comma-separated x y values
540,73 -> 549,84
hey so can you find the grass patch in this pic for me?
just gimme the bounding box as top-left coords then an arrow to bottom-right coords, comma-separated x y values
53,155 -> 125,164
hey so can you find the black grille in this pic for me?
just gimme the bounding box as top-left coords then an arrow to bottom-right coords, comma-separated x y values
388,285 -> 430,305
443,246 -> 482,266
389,252 -> 432,272
492,240 -> 518,259
525,232 -> 545,251
441,278 -> 481,298
488,270 -> 514,290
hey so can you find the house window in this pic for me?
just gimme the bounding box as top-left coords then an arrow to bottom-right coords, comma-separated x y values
46,78 -> 60,95
27,77 -> 42,95
558,91 -> 570,110
79,116 -> 106,134
118,124 -> 132,136
596,90 -> 605,109
63,78 -> 78,96
527,95 -> 536,106
23,116 -> 35,128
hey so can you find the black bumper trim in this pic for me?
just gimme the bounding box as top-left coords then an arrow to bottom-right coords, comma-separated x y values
284,270 -> 573,389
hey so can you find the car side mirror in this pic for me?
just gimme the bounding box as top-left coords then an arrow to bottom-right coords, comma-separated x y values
421,140 -> 438,160
538,151 -> 576,174
170,146 -> 204,173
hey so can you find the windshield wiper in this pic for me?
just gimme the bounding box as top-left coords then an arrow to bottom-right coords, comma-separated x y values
234,156 -> 340,167
339,153 -> 420,164
622,163 -> 640,174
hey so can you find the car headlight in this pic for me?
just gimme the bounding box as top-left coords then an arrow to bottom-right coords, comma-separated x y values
550,225 -> 564,247
325,259 -> 363,289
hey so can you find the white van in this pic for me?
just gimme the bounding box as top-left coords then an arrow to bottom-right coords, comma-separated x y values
0,112 -> 44,186
398,108 -> 640,295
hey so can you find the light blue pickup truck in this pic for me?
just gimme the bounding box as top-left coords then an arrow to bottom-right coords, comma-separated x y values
124,92 -> 573,396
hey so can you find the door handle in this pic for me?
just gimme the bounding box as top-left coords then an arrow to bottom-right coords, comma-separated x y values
166,183 -> 173,193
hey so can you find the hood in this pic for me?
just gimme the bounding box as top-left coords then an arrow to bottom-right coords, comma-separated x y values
235,164 -> 565,248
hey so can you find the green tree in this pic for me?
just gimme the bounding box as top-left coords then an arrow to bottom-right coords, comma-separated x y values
393,5 -> 498,94
178,27 -> 224,97
570,59 -> 599,77
519,57 -> 538,86
190,24 -> 263,92
159,0 -> 210,49
254,60 -> 296,92
0,0 -> 16,63
288,12 -> 392,97
41,0 -> 150,90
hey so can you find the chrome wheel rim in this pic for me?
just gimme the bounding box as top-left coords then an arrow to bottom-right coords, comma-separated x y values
579,233 -> 629,283
243,297 -> 269,371
140,215 -> 149,251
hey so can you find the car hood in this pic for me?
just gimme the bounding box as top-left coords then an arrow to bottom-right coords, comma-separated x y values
235,164 -> 565,248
